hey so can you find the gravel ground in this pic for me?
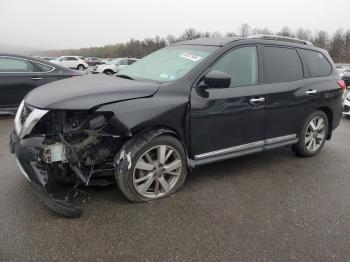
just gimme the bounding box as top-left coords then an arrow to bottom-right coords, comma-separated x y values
0,116 -> 350,261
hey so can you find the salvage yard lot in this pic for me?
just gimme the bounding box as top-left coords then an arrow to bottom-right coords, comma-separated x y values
1,116 -> 350,261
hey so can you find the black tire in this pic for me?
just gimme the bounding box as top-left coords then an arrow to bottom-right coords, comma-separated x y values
292,110 -> 328,157
103,70 -> 114,75
116,135 -> 187,202
77,64 -> 85,71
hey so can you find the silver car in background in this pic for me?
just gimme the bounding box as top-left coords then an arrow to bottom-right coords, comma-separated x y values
91,57 -> 138,75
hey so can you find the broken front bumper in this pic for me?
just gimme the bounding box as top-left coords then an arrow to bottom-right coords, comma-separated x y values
10,130 -> 83,218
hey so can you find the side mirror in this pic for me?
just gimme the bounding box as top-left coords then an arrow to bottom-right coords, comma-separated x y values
202,70 -> 231,89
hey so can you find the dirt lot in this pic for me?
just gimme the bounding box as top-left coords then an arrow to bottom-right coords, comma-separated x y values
1,116 -> 350,261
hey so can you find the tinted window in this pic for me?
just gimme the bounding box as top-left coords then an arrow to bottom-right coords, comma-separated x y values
210,46 -> 258,87
128,59 -> 137,65
68,57 -> 78,61
300,49 -> 332,77
263,46 -> 303,83
0,57 -> 34,72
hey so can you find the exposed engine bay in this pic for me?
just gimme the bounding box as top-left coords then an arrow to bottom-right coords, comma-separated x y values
26,109 -> 128,214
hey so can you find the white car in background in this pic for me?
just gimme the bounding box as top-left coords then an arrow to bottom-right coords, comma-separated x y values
91,58 -> 138,75
343,89 -> 350,117
51,56 -> 88,71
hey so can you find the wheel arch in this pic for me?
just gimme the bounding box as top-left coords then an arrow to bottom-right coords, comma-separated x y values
317,106 -> 333,139
114,126 -> 191,175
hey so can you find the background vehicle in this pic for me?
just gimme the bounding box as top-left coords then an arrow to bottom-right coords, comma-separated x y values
10,36 -> 343,217
85,57 -> 102,66
91,58 -> 138,75
0,54 -> 83,114
50,56 -> 88,70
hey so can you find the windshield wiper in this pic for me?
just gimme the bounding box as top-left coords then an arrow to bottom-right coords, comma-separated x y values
115,74 -> 136,81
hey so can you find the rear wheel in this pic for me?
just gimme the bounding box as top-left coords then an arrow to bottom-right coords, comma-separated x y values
116,135 -> 187,202
293,111 -> 328,157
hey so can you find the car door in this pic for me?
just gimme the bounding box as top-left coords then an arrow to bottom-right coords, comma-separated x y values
190,46 -> 267,162
0,56 -> 48,108
262,45 -> 322,141
67,57 -> 78,68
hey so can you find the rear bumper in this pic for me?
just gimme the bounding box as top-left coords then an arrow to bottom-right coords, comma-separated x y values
10,130 -> 82,218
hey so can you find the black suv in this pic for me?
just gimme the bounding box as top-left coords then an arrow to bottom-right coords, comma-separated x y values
10,36 -> 344,217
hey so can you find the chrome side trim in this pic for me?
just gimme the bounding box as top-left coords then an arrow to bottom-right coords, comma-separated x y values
14,100 -> 24,135
194,134 -> 297,160
195,140 -> 264,160
16,158 -> 31,182
264,134 -> 297,145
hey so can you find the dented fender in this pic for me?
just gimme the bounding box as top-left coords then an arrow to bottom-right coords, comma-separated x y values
114,128 -> 180,175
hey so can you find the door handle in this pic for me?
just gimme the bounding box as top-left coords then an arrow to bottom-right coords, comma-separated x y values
305,89 -> 317,95
249,97 -> 265,104
31,77 -> 43,80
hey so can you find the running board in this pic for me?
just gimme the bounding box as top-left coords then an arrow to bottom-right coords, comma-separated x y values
190,134 -> 298,167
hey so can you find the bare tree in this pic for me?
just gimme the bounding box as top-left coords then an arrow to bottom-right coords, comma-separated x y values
238,23 -> 251,37
329,29 -> 346,63
181,28 -> 201,40
201,31 -> 211,38
277,26 -> 294,38
211,31 -> 223,39
225,32 -> 237,37
313,30 -> 330,49
295,28 -> 313,41
166,34 -> 176,45
251,27 -> 273,35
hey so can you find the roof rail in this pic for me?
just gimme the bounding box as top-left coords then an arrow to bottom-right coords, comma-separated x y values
247,35 -> 313,46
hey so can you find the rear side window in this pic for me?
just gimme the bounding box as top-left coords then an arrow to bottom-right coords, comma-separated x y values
263,46 -> 303,83
0,57 -> 34,72
300,49 -> 332,77
33,62 -> 54,72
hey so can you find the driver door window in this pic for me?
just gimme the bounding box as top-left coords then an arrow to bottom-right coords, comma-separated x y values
210,46 -> 258,88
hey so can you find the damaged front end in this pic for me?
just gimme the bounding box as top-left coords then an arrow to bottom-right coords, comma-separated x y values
10,101 -> 127,218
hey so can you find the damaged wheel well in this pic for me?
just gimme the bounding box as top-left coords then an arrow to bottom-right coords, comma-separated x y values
114,127 -> 190,175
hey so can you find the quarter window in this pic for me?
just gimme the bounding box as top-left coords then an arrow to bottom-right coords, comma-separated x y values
33,62 -> 53,72
300,49 -> 332,77
263,46 -> 303,83
0,57 -> 34,72
210,46 -> 258,88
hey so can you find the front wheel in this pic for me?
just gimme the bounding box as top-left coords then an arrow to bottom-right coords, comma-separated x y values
77,64 -> 85,71
116,135 -> 187,202
103,70 -> 114,75
293,111 -> 328,157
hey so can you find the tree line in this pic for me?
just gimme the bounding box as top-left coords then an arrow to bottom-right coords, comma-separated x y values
43,24 -> 350,63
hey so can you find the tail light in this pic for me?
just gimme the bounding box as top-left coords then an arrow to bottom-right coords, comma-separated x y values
337,80 -> 347,91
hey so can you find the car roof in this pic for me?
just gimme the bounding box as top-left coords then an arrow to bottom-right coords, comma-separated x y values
175,37 -> 330,55
175,37 -> 243,47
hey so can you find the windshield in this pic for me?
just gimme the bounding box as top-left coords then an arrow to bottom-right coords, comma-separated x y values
118,45 -> 216,82
105,59 -> 121,65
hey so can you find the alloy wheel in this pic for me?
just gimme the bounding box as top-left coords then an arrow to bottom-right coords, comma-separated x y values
133,145 -> 182,198
305,116 -> 326,152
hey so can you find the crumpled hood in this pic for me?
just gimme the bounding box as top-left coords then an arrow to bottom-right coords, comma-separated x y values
25,74 -> 160,110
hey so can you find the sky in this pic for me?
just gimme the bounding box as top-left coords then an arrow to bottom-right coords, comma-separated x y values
1,0 -> 350,51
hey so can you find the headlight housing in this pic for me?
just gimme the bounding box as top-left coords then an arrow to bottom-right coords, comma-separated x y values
14,100 -> 49,138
